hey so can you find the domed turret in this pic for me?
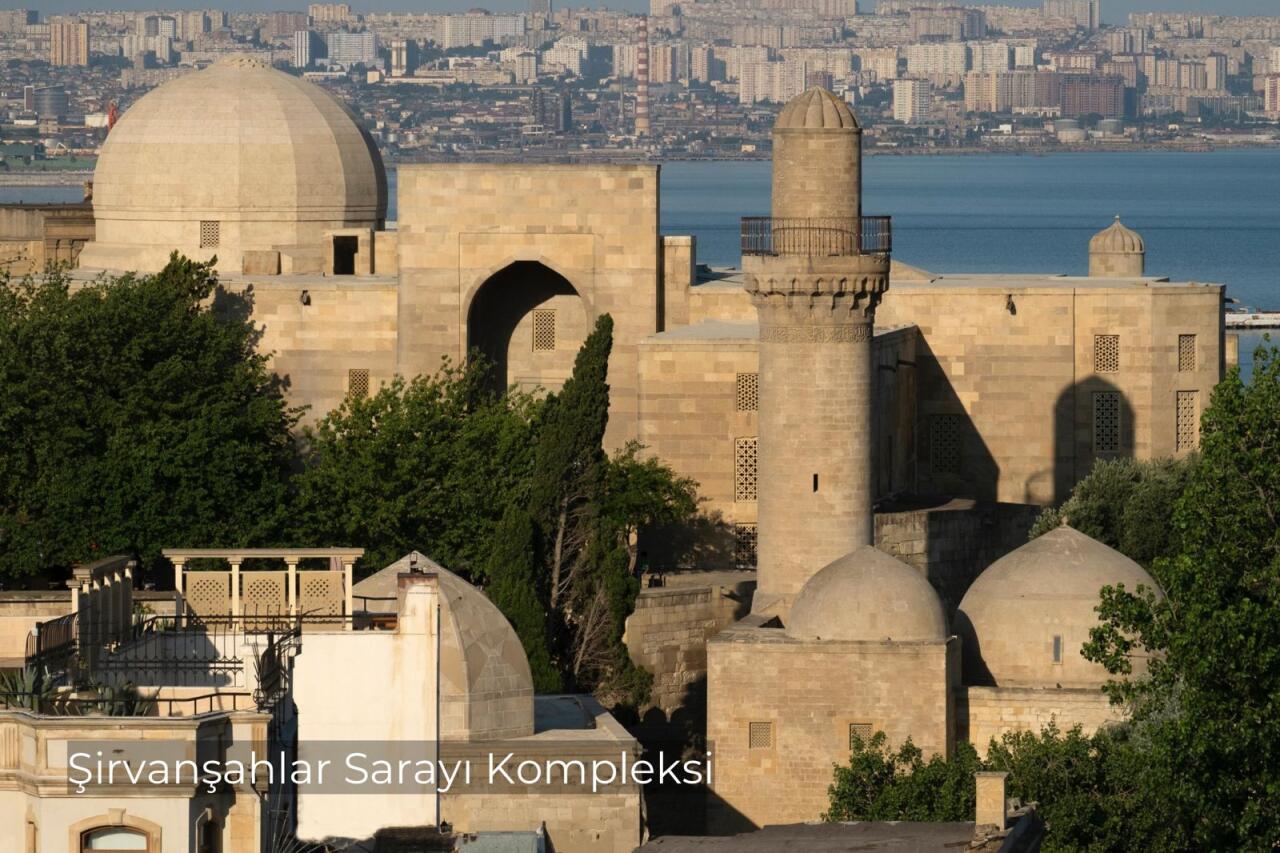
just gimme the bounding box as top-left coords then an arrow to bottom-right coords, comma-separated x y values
955,526 -> 1163,688
775,87 -> 860,131
771,87 -> 862,221
1088,216 -> 1145,277
79,55 -> 387,274
787,546 -> 948,642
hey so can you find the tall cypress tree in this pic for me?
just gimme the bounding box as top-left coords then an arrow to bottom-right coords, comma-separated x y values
485,504 -> 562,693
529,313 -> 613,610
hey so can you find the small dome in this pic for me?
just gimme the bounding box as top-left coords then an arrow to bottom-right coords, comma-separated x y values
956,526 -> 1163,688
775,87 -> 860,131
354,551 -> 534,741
787,546 -> 947,642
1089,216 -> 1145,254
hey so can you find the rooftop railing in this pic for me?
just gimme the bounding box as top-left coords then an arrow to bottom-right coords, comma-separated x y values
741,215 -> 892,258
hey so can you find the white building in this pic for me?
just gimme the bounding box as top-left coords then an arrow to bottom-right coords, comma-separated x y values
894,77 -> 933,123
739,58 -> 807,104
970,41 -> 1012,74
905,42 -> 969,86
325,31 -> 377,67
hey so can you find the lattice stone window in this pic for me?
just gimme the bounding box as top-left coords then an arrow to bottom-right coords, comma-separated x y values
1094,391 -> 1121,454
1094,334 -> 1120,373
734,437 -> 758,502
1176,390 -> 1199,452
733,523 -> 758,568
199,220 -> 220,249
348,368 -> 370,399
532,309 -> 556,352
735,372 -> 759,411
849,722 -> 873,749
929,414 -> 962,475
1178,334 -> 1197,372
748,721 -> 774,750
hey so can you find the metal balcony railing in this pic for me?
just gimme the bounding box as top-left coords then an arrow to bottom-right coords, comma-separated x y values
741,216 -> 893,257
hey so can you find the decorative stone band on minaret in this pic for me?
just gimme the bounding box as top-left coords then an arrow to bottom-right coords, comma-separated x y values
743,88 -> 891,617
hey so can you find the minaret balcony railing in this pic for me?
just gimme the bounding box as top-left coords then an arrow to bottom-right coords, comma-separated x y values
741,216 -> 892,258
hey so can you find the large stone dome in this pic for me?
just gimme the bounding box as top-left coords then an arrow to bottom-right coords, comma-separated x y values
786,546 -> 948,642
775,87 -> 860,131
79,56 -> 387,274
955,526 -> 1162,688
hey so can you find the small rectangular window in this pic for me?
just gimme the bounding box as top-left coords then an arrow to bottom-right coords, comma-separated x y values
199,220 -> 220,249
1176,390 -> 1199,452
733,523 -> 757,569
347,368 -> 369,399
748,721 -> 773,749
734,437 -> 758,502
1052,634 -> 1063,663
1094,334 -> 1120,373
1178,334 -> 1196,372
849,722 -> 873,748
1093,391 -> 1121,454
532,309 -> 556,352
735,372 -> 759,411
930,414 -> 962,475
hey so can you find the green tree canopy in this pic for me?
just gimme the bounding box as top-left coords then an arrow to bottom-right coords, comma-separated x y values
1030,456 -> 1193,568
290,359 -> 540,578
0,257 -> 297,582
1084,344 -> 1280,848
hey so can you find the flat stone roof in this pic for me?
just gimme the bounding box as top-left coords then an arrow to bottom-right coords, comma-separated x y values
638,821 -> 977,851
644,320 -> 915,345
896,272 -> 1223,293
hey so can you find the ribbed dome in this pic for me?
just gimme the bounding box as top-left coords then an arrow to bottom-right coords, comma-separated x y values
956,526 -> 1162,688
775,87 -> 860,131
786,546 -> 947,642
1089,216 -> 1145,254
81,55 -> 387,273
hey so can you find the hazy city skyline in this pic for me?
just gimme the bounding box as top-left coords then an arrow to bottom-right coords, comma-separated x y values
19,0 -> 1280,23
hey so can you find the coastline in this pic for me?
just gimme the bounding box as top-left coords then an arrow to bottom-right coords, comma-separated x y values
1,142 -> 1277,181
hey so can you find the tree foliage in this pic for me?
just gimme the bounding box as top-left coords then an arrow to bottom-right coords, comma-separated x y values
0,257 -> 297,581
1083,343 -> 1280,849
826,731 -> 979,823
290,360 -> 539,577
1029,456 -> 1193,568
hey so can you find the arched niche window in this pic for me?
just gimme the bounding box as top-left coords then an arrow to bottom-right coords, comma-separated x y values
81,827 -> 151,852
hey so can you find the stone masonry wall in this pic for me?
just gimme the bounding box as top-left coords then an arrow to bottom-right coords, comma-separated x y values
959,685 -> 1122,758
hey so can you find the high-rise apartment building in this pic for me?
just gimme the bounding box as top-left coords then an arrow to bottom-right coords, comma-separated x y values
1265,75 -> 1280,116
266,12 -> 308,41
970,42 -> 1011,73
905,43 -> 969,86
531,89 -> 571,132
293,29 -> 325,69
530,0 -> 552,15
1060,74 -> 1124,118
854,47 -> 900,83
325,31 -> 377,67
308,4 -> 351,23
909,6 -> 986,41
739,59 -> 807,104
1043,0 -> 1100,31
390,39 -> 419,77
49,17 -> 89,67
894,78 -> 933,122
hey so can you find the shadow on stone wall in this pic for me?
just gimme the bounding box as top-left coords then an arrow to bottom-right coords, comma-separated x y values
467,260 -> 579,394
1047,376 -> 1135,506
909,334 -> 1001,503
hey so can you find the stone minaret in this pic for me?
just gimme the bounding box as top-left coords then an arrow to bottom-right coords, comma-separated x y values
744,88 -> 891,617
